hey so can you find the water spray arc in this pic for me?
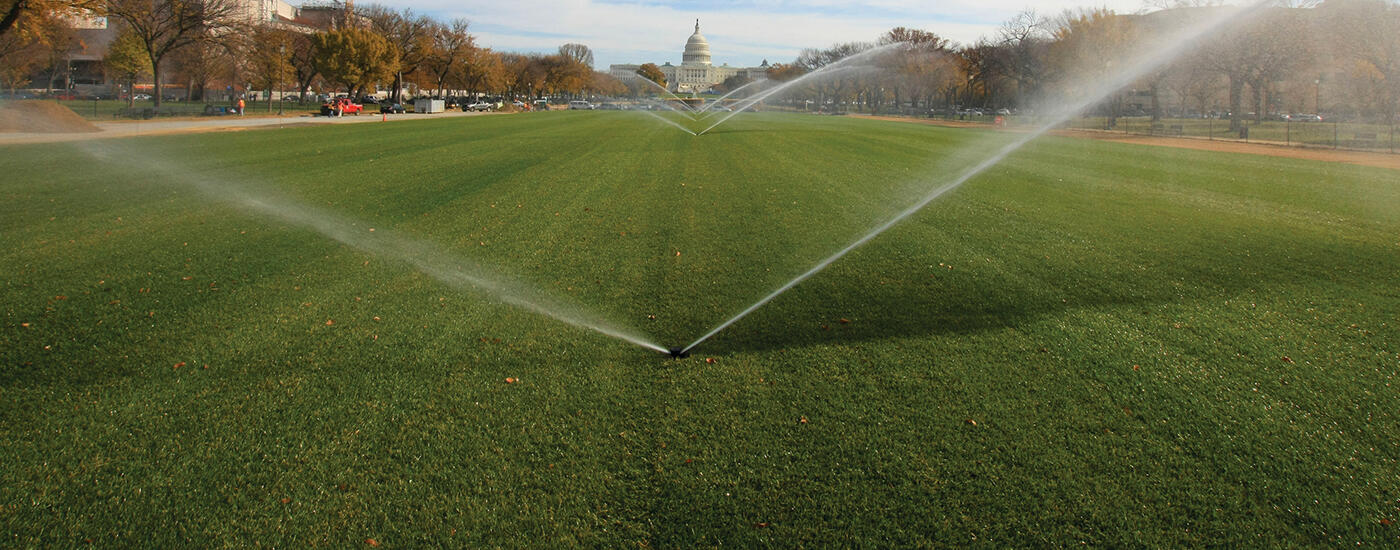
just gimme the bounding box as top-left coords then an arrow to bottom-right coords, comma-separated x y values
679,1 -> 1272,355
75,142 -> 671,355
696,78 -> 770,115
637,108 -> 698,135
696,48 -> 901,135
633,75 -> 701,119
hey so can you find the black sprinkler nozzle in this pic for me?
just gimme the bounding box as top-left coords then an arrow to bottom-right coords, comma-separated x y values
668,347 -> 690,359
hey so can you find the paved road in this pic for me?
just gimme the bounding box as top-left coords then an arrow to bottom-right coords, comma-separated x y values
0,110 -> 501,145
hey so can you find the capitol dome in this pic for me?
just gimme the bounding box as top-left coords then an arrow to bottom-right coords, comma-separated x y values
682,20 -> 712,66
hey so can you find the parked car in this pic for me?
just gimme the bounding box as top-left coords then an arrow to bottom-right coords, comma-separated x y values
533,99 -> 550,111
380,103 -> 406,114
1293,113 -> 1323,122
466,101 -> 494,111
568,100 -> 594,110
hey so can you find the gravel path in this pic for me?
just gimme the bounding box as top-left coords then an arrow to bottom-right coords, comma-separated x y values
0,109 -> 502,145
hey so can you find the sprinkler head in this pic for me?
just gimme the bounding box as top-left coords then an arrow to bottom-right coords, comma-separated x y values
668,347 -> 690,359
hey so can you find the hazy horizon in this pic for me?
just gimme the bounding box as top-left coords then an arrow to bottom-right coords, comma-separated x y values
360,0 -> 1159,69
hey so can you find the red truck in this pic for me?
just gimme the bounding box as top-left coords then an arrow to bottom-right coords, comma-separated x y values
320,97 -> 363,116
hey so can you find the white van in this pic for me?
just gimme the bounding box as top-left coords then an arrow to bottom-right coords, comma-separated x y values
568,100 -> 594,110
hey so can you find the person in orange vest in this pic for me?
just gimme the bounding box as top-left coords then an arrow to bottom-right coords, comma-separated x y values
237,97 -> 245,115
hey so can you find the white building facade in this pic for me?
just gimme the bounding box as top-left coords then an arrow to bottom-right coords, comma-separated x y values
609,20 -> 769,94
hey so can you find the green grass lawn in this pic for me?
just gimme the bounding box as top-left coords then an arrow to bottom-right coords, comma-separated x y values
2,111 -> 1398,546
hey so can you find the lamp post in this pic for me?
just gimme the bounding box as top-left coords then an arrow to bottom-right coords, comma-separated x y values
277,44 -> 285,116
1314,76 -> 1321,115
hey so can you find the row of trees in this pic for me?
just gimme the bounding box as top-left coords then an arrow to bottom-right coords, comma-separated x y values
0,0 -> 630,106
4,0 -> 1395,125
759,0 -> 1399,130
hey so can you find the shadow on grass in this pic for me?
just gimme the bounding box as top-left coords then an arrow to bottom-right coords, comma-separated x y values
689,235 -> 1395,357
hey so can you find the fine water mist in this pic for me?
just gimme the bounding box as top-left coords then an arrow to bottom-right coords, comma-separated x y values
74,140 -> 670,355
636,108 -> 698,135
698,48 -> 900,135
681,1 -> 1273,354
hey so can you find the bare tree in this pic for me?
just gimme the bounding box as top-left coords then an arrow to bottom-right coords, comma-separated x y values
1326,0 -> 1400,120
362,5 -> 432,102
558,42 -> 593,68
996,10 -> 1051,103
105,0 -> 240,107
423,18 -> 472,96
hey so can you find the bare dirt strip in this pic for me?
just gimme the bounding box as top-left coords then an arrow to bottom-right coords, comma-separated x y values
0,109 -> 504,145
854,114 -> 1400,171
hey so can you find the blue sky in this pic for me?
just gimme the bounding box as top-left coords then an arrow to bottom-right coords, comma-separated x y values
376,0 -> 1150,69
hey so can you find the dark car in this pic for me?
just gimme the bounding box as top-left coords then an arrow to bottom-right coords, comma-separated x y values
380,103 -> 406,114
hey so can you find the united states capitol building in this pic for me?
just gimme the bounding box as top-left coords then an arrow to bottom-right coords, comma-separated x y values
609,21 -> 770,93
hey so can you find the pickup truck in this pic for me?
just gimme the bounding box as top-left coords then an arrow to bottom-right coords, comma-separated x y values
320,97 -> 363,116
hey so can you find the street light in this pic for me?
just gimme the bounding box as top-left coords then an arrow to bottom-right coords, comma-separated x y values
1314,76 -> 1321,115
277,43 -> 285,115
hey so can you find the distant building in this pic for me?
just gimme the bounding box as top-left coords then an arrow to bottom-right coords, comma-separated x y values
609,20 -> 769,93
50,0 -> 355,97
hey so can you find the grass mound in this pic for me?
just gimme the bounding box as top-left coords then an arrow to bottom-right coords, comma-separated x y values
0,100 -> 101,133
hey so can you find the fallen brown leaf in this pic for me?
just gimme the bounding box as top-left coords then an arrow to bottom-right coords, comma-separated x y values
839,318 -> 851,324
325,320 -> 334,326
366,539 -> 380,547
799,416 -> 808,424
965,419 -> 977,426
505,377 -> 516,384
173,362 -> 185,369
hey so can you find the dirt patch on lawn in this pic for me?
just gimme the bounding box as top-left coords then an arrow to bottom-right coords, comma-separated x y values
855,115 -> 1400,172
0,101 -> 101,133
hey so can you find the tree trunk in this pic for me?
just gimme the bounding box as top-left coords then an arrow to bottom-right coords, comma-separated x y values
152,56 -> 163,107
1150,81 -> 1161,122
1260,80 -> 1271,122
1228,73 -> 1244,132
